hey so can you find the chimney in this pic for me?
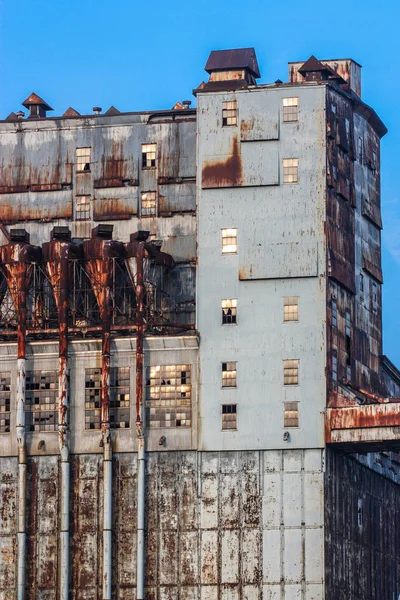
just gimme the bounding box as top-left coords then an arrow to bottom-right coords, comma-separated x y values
22,93 -> 53,118
93,106 -> 102,115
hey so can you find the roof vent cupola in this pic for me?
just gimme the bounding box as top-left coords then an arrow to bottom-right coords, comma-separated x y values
22,93 -> 53,119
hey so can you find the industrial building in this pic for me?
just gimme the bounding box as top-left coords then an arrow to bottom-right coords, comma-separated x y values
0,47 -> 400,599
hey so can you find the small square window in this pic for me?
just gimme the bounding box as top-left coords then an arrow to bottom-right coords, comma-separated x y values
222,362 -> 237,388
222,100 -> 237,126
222,299 -> 237,324
283,359 -> 299,385
284,402 -> 299,428
76,147 -> 91,172
222,228 -> 237,253
332,300 -> 337,328
222,404 -> 237,430
75,195 -> 91,221
142,143 -> 156,169
283,158 -> 298,183
283,297 -> 298,322
282,98 -> 299,122
141,191 -> 157,217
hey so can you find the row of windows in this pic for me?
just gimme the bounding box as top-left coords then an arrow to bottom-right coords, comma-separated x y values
74,191 -> 158,221
220,359 -> 299,388
221,402 -> 299,430
222,98 -> 299,126
75,145 -> 158,173
221,297 -> 298,325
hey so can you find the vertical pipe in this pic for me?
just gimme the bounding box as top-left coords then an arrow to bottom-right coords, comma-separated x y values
101,257 -> 113,600
16,266 -> 27,600
58,246 -> 70,600
135,243 -> 145,600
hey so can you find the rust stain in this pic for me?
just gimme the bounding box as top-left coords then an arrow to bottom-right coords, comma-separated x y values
202,134 -> 243,188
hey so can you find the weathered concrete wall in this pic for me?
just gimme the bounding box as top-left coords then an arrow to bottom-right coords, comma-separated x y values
0,449 -> 325,599
325,449 -> 400,600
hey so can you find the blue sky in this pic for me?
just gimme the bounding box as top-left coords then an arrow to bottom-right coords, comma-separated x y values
1,0 -> 399,366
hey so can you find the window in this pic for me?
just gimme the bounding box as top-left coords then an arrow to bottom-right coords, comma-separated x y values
75,195 -> 91,221
222,405 -> 237,430
332,354 -> 337,383
345,311 -> 351,337
345,118 -> 350,142
0,373 -> 11,433
332,300 -> 337,328
358,137 -> 363,163
372,283 -> 378,313
25,371 -> 58,432
110,367 -> 130,429
141,191 -> 157,217
282,98 -> 299,122
345,311 -> 351,380
85,367 -> 131,430
85,368 -> 101,429
222,228 -> 237,253
331,104 -> 336,114
222,100 -> 237,126
76,147 -> 91,172
145,364 -> 191,428
284,402 -> 299,427
283,359 -> 299,385
360,273 -> 364,293
142,143 -> 156,169
222,299 -> 237,324
222,362 -> 237,388
283,158 -> 298,183
283,297 -> 299,322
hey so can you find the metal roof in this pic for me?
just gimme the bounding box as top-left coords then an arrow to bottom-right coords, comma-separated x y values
205,48 -> 260,78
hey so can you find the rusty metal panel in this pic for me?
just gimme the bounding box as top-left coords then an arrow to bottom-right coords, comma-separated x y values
158,182 -> 196,214
239,93 -> 279,141
0,190 -> 73,223
0,457 -> 17,595
325,449 -> 400,600
93,187 -> 138,220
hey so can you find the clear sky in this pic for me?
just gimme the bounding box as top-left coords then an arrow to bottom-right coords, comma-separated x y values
1,0 -> 399,367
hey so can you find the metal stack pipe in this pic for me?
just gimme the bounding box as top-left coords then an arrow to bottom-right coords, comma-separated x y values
43,227 -> 81,600
83,225 -> 124,600
0,231 -> 40,600
125,232 -> 174,599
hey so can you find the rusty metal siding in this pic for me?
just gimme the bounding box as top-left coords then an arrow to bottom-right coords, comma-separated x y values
325,448 -> 400,600
0,457 -> 17,596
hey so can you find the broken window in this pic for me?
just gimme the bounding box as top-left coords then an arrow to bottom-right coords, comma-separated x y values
76,147 -> 91,172
372,283 -> 378,313
85,367 -> 131,430
141,191 -> 157,217
222,404 -> 237,430
332,300 -> 337,328
145,364 -> 191,428
222,299 -> 237,324
283,297 -> 299,322
283,158 -> 299,183
332,353 -> 337,383
345,311 -> 351,380
222,228 -> 237,253
85,368 -> 101,429
75,195 -> 91,221
0,372 -> 11,433
282,97 -> 299,122
142,143 -> 156,169
25,371 -> 58,432
283,359 -> 299,385
110,367 -> 130,429
284,402 -> 299,427
358,137 -> 363,164
222,362 -> 237,388
222,100 -> 237,126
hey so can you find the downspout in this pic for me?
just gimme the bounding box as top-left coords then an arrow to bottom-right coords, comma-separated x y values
16,264 -> 27,600
84,227 -> 124,600
135,242 -> 145,600
0,238 -> 39,600
43,230 -> 79,600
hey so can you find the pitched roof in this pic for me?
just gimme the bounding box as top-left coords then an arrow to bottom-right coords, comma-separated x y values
205,48 -> 260,78
104,106 -> 121,116
22,92 -> 53,111
62,107 -> 81,117
5,112 -> 18,121
298,55 -> 330,75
